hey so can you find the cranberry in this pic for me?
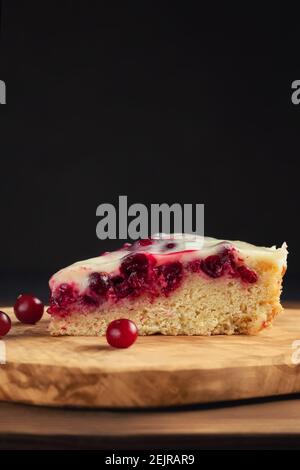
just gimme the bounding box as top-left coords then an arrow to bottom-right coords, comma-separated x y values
135,239 -> 153,247
199,247 -> 258,284
237,266 -> 258,283
127,272 -> 144,290
106,319 -> 138,348
155,261 -> 183,294
122,243 -> 132,249
165,242 -> 176,250
220,247 -> 235,264
201,255 -> 224,278
120,253 -> 150,278
188,259 -> 202,273
0,311 -> 11,337
14,294 -> 44,324
51,283 -> 76,310
111,275 -> 133,299
89,272 -> 110,296
201,248 -> 235,278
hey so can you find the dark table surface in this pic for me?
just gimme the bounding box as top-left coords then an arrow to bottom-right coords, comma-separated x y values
1,394 -> 300,450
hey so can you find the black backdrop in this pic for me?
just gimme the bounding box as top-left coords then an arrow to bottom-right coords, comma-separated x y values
0,2 -> 299,302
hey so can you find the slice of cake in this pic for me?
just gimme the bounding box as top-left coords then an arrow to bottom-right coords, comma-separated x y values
47,234 -> 287,336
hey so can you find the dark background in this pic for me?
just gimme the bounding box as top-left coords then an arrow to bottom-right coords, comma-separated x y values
0,1 -> 299,303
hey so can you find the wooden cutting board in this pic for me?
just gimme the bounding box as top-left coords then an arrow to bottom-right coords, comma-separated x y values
0,307 -> 300,408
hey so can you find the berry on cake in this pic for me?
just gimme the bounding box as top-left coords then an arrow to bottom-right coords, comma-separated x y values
47,234 -> 288,336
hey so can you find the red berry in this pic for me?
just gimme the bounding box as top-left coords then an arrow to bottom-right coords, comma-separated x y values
134,239 -> 153,247
51,283 -> 76,309
188,259 -> 202,273
155,261 -> 183,294
120,253 -> 150,278
14,294 -> 44,324
201,255 -> 224,278
0,311 -> 11,337
122,242 -> 132,249
237,266 -> 258,283
106,319 -> 138,348
111,275 -> 134,299
165,242 -> 176,250
89,272 -> 111,297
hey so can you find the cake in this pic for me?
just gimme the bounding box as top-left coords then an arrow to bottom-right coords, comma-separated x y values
47,234 -> 288,336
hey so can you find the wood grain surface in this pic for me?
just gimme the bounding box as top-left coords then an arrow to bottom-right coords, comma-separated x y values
0,307 -> 300,408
